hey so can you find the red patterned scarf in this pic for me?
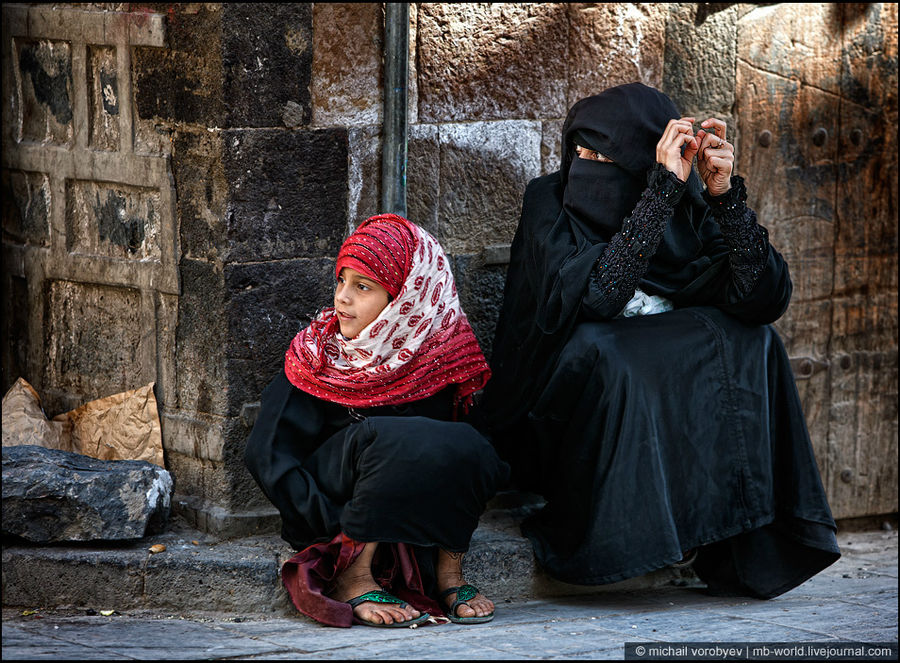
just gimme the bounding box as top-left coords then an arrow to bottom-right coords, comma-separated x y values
284,214 -> 491,413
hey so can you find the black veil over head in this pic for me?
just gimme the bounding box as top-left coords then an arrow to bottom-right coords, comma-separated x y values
559,82 -> 714,288
561,82 -> 683,180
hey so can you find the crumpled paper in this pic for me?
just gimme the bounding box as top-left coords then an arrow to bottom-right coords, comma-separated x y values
2,378 -> 165,468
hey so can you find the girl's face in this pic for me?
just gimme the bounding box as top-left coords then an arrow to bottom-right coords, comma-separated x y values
334,267 -> 390,339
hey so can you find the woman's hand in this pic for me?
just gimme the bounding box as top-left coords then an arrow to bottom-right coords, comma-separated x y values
656,117 -> 699,182
695,118 -> 734,196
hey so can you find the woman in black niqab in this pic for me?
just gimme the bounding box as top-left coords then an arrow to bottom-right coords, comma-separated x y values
480,83 -> 839,598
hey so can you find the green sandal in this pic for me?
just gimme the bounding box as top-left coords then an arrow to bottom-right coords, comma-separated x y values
439,584 -> 494,624
347,589 -> 430,628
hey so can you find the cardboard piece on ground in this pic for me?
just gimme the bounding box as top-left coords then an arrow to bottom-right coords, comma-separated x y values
2,378 -> 165,468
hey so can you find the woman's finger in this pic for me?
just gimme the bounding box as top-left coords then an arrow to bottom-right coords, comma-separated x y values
706,155 -> 733,169
664,131 -> 696,158
661,123 -> 695,152
702,145 -> 734,160
661,118 -> 695,142
682,133 -> 700,163
699,134 -> 733,162
700,117 -> 727,141
699,130 -> 725,148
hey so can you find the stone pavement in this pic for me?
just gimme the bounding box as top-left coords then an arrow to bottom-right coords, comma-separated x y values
0,497 -> 705,616
2,528 -> 897,660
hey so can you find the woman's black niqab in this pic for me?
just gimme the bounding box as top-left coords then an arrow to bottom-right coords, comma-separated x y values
482,83 -> 782,447
478,83 -> 837,599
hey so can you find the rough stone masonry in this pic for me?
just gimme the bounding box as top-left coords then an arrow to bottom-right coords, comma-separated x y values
1,3 -> 896,537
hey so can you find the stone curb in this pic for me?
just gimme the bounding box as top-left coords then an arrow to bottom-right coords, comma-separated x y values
1,509 -> 698,615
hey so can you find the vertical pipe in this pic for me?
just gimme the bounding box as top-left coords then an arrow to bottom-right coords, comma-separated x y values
381,2 -> 409,217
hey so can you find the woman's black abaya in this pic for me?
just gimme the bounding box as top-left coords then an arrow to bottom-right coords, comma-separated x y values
481,83 -> 839,598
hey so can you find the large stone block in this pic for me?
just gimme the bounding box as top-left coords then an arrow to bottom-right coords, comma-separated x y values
1,274 -> 29,392
162,411 -> 268,511
154,291 -> 178,410
176,259 -> 228,417
224,257 -> 336,416
65,180 -> 162,259
1,546 -> 147,610
541,119 -> 565,176
44,280 -> 145,409
14,38 -> 73,145
662,3 -> 736,117
165,449 -> 230,507
437,120 -> 541,254
172,128 -> 227,261
1,169 -> 51,247
142,543 -> 283,612
407,123 -> 439,235
87,44 -> 119,151
312,3 -> 383,128
223,127 -> 348,262
567,3 -> 667,107
417,3 -> 569,122
132,5 -> 225,126
161,411 -> 228,463
221,407 -> 267,510
347,125 -> 382,230
222,3 -> 312,128
2,444 -> 173,542
452,254 -> 508,361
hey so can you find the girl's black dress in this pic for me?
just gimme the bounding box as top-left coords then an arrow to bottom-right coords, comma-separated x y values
480,83 -> 840,598
244,371 -> 510,595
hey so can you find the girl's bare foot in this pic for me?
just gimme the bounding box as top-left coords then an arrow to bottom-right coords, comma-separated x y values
436,549 -> 495,620
329,542 -> 421,625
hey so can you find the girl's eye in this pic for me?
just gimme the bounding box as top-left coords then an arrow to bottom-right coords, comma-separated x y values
357,283 -> 370,292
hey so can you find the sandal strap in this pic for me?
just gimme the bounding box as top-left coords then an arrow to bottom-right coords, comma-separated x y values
438,584 -> 480,616
347,589 -> 407,609
438,584 -> 479,601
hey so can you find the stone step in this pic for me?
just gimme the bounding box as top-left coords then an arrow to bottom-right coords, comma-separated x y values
1,499 -> 698,616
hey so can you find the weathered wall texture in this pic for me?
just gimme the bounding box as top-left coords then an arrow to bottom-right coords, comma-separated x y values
2,3 -> 896,533
2,2 -> 330,535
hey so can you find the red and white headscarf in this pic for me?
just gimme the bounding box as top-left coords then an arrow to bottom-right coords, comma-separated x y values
284,214 -> 491,414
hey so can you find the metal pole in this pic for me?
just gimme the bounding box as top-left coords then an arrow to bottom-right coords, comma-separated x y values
381,2 -> 409,217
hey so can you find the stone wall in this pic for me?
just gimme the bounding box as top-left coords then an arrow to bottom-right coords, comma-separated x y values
2,2 -> 331,535
2,3 -> 896,533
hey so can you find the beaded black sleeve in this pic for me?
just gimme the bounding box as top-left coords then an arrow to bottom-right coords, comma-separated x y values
582,163 -> 686,319
702,176 -> 770,296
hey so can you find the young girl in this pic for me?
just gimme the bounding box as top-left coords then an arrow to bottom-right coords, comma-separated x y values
244,213 -> 510,628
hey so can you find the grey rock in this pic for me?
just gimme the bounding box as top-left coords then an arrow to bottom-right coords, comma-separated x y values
2,444 -> 173,542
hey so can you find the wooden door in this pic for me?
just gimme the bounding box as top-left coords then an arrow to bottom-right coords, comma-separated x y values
735,4 -> 898,519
